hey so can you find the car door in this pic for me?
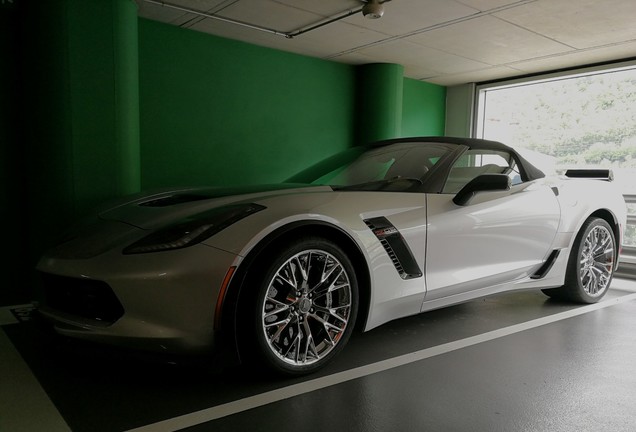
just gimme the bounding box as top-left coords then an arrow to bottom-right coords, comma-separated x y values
424,148 -> 561,302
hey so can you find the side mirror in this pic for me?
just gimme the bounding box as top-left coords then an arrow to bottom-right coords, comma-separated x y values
453,173 -> 511,206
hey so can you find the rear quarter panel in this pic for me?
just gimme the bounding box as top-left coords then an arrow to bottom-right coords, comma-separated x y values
553,178 -> 626,238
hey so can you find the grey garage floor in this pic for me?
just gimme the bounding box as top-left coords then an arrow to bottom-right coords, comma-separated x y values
2,278 -> 636,432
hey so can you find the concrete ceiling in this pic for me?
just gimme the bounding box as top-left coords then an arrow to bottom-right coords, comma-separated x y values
136,0 -> 636,86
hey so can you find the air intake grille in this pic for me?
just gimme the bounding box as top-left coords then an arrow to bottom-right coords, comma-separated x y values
379,238 -> 405,275
40,273 -> 124,325
365,217 -> 422,280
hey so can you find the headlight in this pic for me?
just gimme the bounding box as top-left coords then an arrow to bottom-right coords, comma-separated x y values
123,203 -> 265,254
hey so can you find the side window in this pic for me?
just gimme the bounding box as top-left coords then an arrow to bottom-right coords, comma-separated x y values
311,143 -> 453,191
442,150 -> 521,193
314,149 -> 405,185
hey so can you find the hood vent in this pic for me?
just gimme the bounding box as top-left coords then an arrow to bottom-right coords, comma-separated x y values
139,194 -> 210,208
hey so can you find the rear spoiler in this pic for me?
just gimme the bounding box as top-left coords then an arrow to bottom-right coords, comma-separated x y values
564,169 -> 614,181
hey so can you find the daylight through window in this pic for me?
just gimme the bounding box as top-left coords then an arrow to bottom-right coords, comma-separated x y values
475,64 -> 636,251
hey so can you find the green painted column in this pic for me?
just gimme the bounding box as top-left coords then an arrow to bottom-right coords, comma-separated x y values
22,0 -> 141,283
67,0 -> 141,211
356,63 -> 404,145
113,0 -> 141,194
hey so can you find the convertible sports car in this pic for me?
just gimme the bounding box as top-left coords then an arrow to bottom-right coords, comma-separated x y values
37,137 -> 626,375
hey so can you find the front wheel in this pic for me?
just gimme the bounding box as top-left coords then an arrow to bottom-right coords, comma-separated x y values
250,237 -> 358,375
542,217 -> 616,303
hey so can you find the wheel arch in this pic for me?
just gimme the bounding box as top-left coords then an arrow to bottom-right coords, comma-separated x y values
218,220 -> 372,363
588,208 -> 622,267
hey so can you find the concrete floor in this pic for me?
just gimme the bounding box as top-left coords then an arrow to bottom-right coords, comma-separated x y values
2,279 -> 636,432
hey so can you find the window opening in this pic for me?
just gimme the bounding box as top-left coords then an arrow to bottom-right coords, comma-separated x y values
475,63 -> 636,252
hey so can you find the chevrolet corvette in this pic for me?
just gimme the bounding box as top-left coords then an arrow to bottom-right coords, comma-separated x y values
37,137 -> 627,375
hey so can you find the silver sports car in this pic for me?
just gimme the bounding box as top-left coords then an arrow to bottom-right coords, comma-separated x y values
37,137 -> 627,375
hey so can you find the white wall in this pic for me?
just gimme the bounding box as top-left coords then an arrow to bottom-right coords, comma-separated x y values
445,83 -> 475,138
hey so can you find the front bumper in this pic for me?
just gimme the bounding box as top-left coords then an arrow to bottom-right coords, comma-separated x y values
37,237 -> 239,354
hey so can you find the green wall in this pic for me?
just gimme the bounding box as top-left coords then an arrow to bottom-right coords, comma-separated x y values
2,4 -> 446,305
139,19 -> 356,189
402,78 -> 447,137
138,22 -> 446,189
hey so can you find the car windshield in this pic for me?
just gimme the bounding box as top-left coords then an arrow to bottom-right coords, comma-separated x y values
287,142 -> 454,192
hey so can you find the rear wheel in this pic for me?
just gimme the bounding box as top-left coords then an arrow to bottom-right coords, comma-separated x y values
247,237 -> 358,375
542,217 -> 616,303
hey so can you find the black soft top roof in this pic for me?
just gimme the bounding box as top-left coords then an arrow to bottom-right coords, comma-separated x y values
373,136 -> 546,182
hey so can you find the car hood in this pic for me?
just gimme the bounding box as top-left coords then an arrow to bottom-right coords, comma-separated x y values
98,183 -> 333,230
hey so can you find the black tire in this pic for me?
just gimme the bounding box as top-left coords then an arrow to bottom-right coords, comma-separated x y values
542,217 -> 616,303
246,237 -> 358,376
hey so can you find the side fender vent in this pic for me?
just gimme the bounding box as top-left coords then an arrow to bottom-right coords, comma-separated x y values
531,249 -> 560,280
364,217 -> 422,280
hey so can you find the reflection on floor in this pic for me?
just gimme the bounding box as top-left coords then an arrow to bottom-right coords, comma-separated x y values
2,279 -> 636,432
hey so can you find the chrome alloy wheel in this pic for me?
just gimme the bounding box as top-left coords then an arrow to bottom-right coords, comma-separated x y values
579,224 -> 614,297
260,249 -> 353,366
